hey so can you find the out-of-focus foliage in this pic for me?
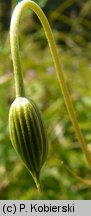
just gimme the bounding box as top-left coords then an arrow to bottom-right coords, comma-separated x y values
0,0 -> 91,199
32,0 -> 47,7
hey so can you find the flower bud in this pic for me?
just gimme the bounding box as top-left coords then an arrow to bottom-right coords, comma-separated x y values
9,97 -> 48,185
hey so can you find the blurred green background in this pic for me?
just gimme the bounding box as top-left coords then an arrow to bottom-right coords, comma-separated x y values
0,0 -> 91,199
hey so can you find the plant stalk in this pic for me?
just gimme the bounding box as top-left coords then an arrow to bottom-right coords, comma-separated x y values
10,0 -> 91,168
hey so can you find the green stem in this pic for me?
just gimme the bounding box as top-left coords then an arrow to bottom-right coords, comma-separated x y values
34,175 -> 42,193
10,0 -> 91,167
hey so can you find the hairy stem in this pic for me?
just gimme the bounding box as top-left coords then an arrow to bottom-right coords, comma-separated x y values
10,0 -> 91,167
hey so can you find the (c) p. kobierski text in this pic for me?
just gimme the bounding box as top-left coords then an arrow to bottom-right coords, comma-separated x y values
20,203 -> 75,213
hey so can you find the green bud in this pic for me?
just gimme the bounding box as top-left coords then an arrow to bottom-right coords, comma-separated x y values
9,97 -> 48,189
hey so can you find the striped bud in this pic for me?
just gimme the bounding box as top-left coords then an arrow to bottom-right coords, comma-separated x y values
9,97 -> 48,188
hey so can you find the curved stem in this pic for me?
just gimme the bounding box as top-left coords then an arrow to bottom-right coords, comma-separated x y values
10,0 -> 91,167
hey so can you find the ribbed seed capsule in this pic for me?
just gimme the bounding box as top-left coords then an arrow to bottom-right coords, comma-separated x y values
9,97 -> 48,189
